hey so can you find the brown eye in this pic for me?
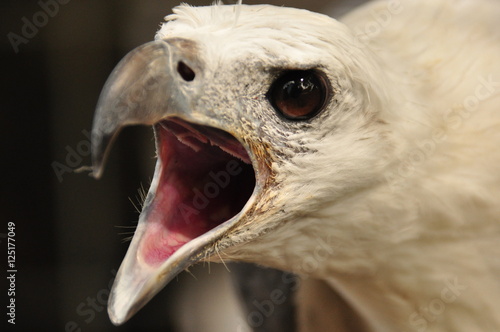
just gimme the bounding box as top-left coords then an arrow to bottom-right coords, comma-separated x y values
268,70 -> 329,121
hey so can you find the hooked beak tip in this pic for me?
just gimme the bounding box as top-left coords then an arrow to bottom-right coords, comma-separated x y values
91,166 -> 104,180
90,131 -> 116,180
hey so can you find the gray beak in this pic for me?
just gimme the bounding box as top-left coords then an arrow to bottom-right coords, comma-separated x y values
91,39 -> 256,326
91,39 -> 201,325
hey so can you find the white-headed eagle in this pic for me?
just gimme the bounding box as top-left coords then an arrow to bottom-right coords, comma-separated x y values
90,1 -> 500,331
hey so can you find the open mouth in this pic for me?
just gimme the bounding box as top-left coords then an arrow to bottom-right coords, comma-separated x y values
139,117 -> 256,266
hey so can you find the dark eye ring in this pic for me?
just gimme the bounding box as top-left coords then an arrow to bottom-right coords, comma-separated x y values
268,69 -> 330,121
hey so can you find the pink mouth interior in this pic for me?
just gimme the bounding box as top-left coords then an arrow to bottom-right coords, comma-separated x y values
139,118 -> 255,266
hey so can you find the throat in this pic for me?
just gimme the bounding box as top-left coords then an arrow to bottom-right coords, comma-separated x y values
227,215 -> 500,332
320,237 -> 500,332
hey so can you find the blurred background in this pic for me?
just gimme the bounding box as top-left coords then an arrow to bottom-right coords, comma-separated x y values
1,0 -> 366,331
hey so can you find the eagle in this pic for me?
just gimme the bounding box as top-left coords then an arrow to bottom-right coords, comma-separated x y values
90,0 -> 500,331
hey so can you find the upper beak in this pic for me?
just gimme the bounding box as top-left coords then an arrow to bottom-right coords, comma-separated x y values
91,39 -> 218,325
91,39 -> 200,179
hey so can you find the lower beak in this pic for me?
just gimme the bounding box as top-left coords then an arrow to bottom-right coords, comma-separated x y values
107,205 -> 223,325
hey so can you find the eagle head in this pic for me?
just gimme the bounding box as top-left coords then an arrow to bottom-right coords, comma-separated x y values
91,3 -> 393,325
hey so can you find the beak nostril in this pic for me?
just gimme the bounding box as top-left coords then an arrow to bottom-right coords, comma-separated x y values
177,61 -> 195,82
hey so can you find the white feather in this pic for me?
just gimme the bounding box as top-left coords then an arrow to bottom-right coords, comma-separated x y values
153,1 -> 500,331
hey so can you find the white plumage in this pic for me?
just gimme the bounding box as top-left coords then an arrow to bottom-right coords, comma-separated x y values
91,1 -> 500,331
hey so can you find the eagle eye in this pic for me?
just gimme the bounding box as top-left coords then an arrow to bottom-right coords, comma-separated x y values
268,69 -> 329,121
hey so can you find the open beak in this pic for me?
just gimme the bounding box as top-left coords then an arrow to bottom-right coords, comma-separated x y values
91,39 -> 257,325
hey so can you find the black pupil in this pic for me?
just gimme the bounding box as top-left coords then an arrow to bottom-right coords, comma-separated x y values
270,70 -> 327,120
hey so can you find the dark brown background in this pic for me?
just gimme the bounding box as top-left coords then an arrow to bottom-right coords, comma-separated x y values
1,0 -> 366,331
